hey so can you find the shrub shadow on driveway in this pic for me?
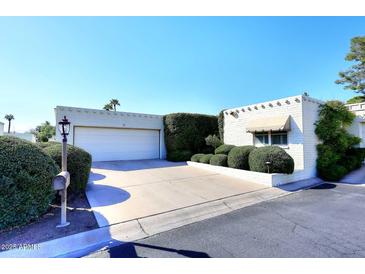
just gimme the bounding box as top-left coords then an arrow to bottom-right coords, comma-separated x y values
86,184 -> 131,207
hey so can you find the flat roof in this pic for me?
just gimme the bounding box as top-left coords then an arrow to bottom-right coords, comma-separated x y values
55,105 -> 163,118
224,94 -> 324,113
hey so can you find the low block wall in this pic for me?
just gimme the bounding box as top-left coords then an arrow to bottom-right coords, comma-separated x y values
187,161 -> 310,187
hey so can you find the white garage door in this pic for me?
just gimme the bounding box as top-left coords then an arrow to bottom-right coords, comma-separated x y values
74,127 -> 160,162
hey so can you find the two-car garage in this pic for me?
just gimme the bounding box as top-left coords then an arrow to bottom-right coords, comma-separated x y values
55,106 -> 165,162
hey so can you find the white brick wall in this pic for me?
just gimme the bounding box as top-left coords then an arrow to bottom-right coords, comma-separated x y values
346,103 -> 365,148
223,95 -> 322,180
0,122 -> 4,136
54,106 -> 166,159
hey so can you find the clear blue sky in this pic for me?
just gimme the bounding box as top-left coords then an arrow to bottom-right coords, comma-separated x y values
0,17 -> 364,132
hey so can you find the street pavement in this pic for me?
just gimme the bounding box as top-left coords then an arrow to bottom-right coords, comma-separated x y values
86,182 -> 365,258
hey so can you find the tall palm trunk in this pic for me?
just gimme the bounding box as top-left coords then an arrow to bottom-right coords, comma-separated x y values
7,120 -> 11,133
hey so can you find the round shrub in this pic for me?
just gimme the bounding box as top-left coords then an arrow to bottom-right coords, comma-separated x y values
215,144 -> 235,155
227,146 -> 256,170
248,146 -> 294,174
210,154 -> 228,167
0,136 -> 59,230
43,144 -> 92,194
199,154 -> 213,164
191,153 -> 205,162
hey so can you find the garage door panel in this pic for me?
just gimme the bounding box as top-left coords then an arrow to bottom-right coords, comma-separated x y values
74,127 -> 160,161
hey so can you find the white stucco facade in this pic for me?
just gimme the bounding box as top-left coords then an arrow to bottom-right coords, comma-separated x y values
55,106 -> 166,161
223,95 -> 322,181
0,122 -> 4,136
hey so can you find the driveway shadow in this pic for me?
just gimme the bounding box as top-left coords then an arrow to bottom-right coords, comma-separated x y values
86,184 -> 130,207
91,159 -> 187,172
89,172 -> 106,181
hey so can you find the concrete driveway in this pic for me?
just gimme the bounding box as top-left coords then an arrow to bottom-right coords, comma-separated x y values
86,160 -> 268,227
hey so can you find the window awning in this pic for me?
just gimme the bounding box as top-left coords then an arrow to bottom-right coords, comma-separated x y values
246,115 -> 291,133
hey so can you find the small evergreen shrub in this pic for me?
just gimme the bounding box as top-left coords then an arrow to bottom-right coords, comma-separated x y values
199,154 -> 213,164
227,146 -> 256,170
210,154 -> 228,167
248,146 -> 294,174
0,136 -> 59,230
36,141 -> 59,149
191,153 -> 205,162
215,144 -> 235,155
43,144 -> 92,194
205,134 -> 223,149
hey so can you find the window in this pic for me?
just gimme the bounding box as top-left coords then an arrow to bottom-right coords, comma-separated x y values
271,132 -> 288,145
254,132 -> 288,146
255,133 -> 269,145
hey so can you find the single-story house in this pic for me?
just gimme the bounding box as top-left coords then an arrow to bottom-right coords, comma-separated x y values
55,94 -> 365,183
55,106 -> 166,162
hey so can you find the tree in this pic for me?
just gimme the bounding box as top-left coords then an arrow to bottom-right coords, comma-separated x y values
315,100 -> 362,181
109,99 -> 120,111
32,121 -> 56,142
103,99 -> 120,111
347,95 -> 365,104
4,114 -> 14,133
103,103 -> 113,111
336,36 -> 365,94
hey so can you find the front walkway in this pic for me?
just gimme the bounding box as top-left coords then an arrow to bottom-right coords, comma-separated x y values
340,165 -> 365,185
87,160 -> 269,227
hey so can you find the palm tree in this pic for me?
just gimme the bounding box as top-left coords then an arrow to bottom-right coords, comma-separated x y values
109,99 -> 120,111
103,103 -> 113,111
4,114 -> 14,133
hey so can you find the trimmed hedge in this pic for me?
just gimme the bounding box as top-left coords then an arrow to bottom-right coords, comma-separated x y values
191,153 -> 205,162
36,141 -> 60,149
200,154 -> 213,164
0,136 -> 59,230
43,144 -> 92,194
227,146 -> 256,170
248,146 -> 294,174
164,113 -> 218,162
210,154 -> 228,167
215,144 -> 235,155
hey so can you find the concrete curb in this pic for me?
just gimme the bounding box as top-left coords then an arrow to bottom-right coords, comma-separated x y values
0,180 -> 321,258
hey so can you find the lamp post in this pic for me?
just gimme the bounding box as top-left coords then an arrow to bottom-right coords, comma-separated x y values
55,116 -> 71,228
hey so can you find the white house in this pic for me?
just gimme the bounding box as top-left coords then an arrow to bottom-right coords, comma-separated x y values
0,122 -> 4,136
55,106 -> 166,162
223,94 -> 323,182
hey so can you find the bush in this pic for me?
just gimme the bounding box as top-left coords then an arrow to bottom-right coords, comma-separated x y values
200,154 -> 213,164
167,150 -> 193,162
205,134 -> 223,149
215,144 -> 235,155
164,113 -> 218,162
248,146 -> 294,174
227,146 -> 256,170
0,136 -> 59,230
43,144 -> 92,194
210,154 -> 228,167
315,101 -> 362,181
191,153 -> 205,162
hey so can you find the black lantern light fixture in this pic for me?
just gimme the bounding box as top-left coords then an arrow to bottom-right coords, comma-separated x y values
58,116 -> 70,142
